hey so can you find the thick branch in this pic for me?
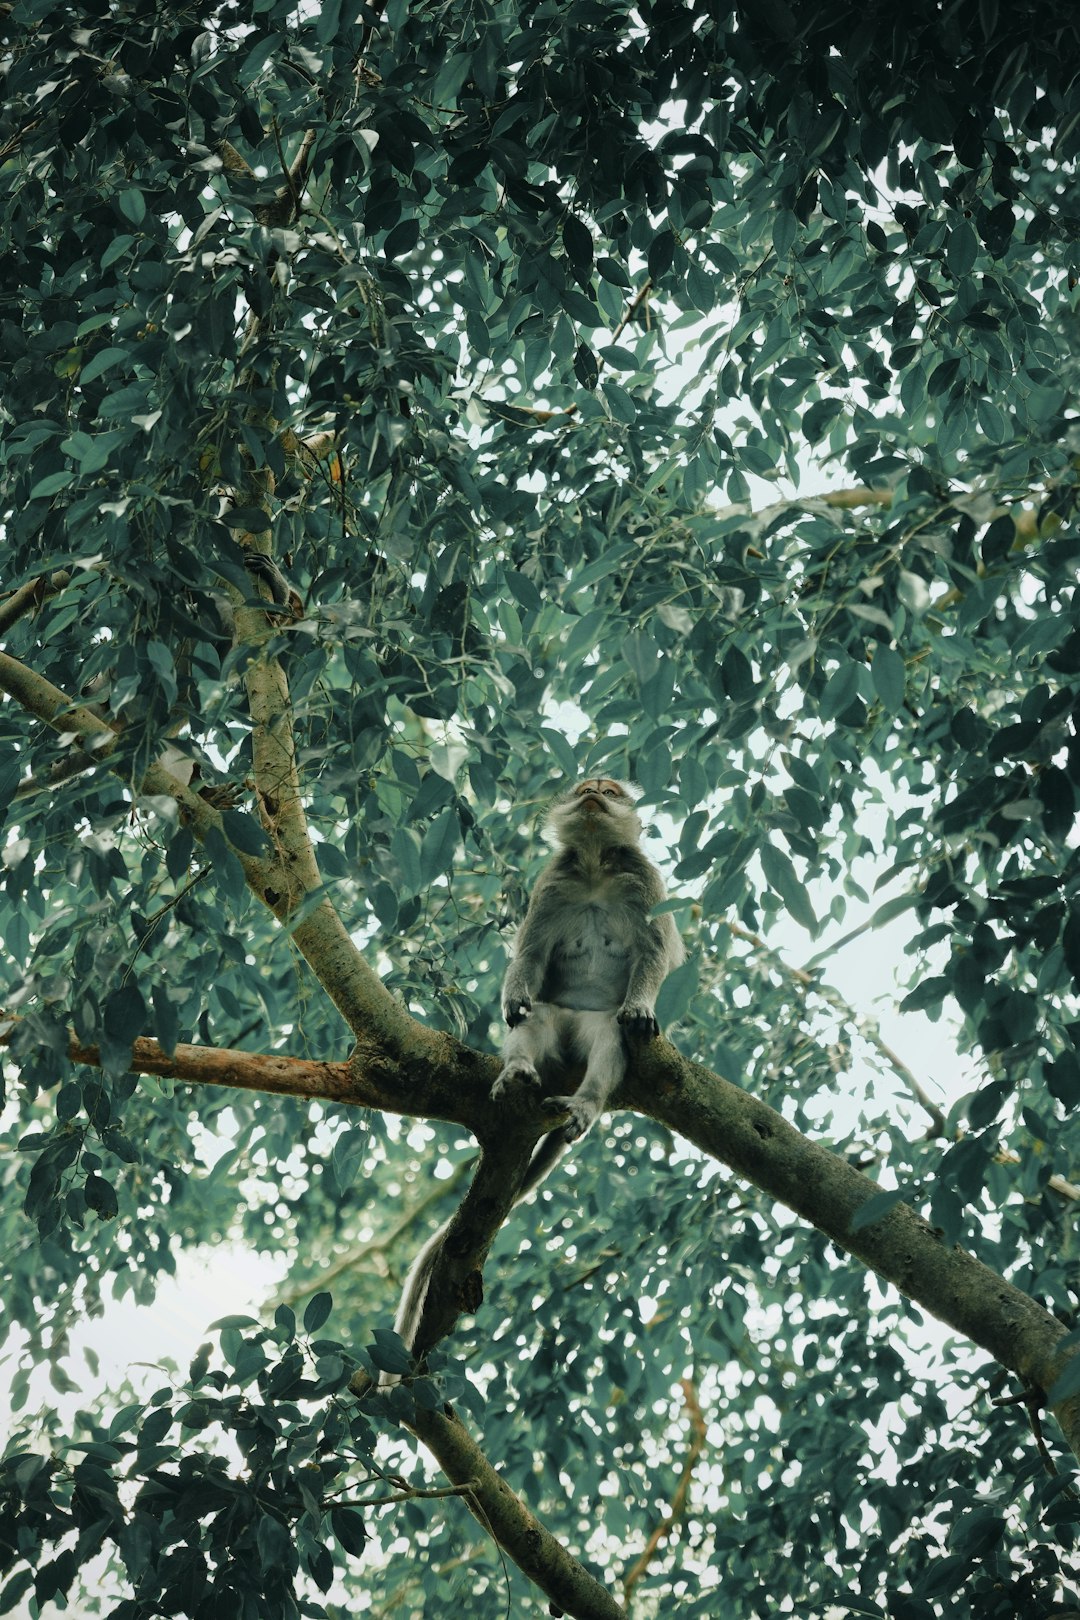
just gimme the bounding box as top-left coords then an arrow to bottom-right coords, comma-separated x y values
0,569 -> 71,636
0,1017 -> 496,1132
621,1043 -> 1080,1458
406,1402 -> 627,1620
406,1136 -> 540,1363
0,650 -> 118,750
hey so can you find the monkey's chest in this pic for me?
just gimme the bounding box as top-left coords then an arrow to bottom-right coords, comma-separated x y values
542,901 -> 633,1010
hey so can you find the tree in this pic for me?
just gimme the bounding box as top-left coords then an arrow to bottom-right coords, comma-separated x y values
2,0 -> 1080,1614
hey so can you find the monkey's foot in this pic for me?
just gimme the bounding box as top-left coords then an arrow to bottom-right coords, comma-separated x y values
491,1060 -> 542,1101
542,1094 -> 596,1142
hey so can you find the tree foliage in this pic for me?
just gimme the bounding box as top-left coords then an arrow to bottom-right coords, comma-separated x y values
2,0 -> 1080,1616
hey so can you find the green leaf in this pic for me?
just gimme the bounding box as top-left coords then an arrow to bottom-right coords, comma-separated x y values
28,471 -> 73,500
647,229 -> 676,281
420,808 -> 459,881
820,661 -> 860,721
900,976 -> 950,1013
870,645 -> 905,713
562,214 -> 593,274
101,235 -> 135,269
573,342 -> 599,389
304,1291 -> 333,1333
760,842 -> 818,933
84,1173 -> 118,1220
256,1512 -> 293,1574
221,809 -> 269,856
772,209 -> 798,259
331,1506 -> 368,1557
946,220 -> 978,277
383,217 -> 420,259
79,346 -> 130,384
654,954 -> 698,1026
117,189 -> 146,227
596,256 -> 632,287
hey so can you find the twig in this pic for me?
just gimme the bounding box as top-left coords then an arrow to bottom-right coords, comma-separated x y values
623,1379 -> 706,1604
278,1154 -> 473,1304
992,1386 -> 1059,1478
610,278 -> 653,345
723,919 -> 946,1133
329,1480 -> 480,1508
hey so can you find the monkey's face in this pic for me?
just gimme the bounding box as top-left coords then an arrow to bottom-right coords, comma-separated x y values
548,778 -> 642,846
573,778 -> 627,814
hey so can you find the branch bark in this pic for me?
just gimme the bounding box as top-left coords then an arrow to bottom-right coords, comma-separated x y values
621,1041 -> 1080,1457
406,1401 -> 628,1620
0,1017 -> 495,1131
0,568 -> 72,636
6,991 -> 1079,1464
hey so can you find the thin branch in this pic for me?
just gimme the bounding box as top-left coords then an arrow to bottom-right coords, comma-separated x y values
710,483 -> 1039,542
724,918 -> 946,1133
329,1480 -> 479,1508
0,645 -> 425,1054
610,277 -> 653,346
279,1154 -> 474,1304
14,746 -> 105,800
623,1379 -> 706,1604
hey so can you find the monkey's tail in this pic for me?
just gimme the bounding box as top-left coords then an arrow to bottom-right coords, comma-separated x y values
381,1129 -> 568,1387
517,1127 -> 568,1199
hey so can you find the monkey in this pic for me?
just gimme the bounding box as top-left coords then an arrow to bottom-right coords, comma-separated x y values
494,777 -> 685,1141
384,779 -> 684,1383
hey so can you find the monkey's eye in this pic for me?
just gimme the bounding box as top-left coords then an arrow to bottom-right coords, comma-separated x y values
603,788 -> 618,797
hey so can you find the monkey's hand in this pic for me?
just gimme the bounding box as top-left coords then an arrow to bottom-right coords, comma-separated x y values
503,995 -> 532,1027
617,1001 -> 659,1039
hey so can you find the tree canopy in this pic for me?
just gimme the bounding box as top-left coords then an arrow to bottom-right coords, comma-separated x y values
2,1 -> 1080,1616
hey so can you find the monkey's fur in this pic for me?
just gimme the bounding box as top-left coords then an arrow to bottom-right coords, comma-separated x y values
496,777 -> 684,1139
389,779 -> 684,1374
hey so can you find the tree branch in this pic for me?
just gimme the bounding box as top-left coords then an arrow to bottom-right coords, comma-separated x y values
622,1042 -> 1080,1458
623,1379 -> 706,1604
725,918 -> 946,1135
0,1017 -> 494,1131
0,569 -> 71,636
710,482 -> 1040,542
280,1154 -> 474,1305
403,1136 -> 541,1364
405,1401 -> 628,1620
0,644 -> 425,1057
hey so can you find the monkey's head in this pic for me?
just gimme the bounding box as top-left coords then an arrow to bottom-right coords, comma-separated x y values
546,777 -> 643,848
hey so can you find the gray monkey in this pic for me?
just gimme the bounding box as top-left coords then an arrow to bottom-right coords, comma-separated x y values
495,776 -> 685,1140
386,778 -> 684,1376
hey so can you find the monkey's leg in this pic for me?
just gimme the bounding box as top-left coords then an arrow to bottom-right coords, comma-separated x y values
542,1010 -> 626,1141
492,1002 -> 562,1100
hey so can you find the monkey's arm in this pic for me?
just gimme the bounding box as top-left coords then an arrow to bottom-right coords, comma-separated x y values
500,876 -> 557,1025
619,880 -> 684,1038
